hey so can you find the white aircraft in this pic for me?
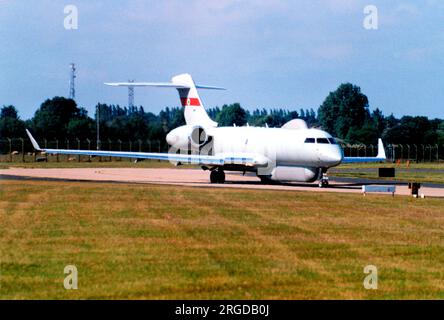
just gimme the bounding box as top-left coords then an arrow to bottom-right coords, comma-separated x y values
26,73 -> 386,187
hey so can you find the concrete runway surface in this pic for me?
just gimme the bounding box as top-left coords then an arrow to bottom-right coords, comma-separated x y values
1,167 -> 444,198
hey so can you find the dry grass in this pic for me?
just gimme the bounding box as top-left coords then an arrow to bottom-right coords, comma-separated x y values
0,179 -> 443,299
0,159 -> 194,169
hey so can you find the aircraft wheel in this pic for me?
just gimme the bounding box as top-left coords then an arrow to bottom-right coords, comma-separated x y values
218,170 -> 226,184
210,170 -> 218,183
210,170 -> 225,184
319,180 -> 329,188
259,176 -> 271,184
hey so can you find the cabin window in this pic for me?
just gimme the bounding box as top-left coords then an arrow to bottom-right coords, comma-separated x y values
328,138 -> 337,145
304,138 -> 315,143
317,138 -> 330,144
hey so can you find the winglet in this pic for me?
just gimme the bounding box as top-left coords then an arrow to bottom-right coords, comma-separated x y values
26,129 -> 42,151
376,138 -> 386,159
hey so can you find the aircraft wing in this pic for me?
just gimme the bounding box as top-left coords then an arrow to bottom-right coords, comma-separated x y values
342,138 -> 387,163
26,130 -> 268,167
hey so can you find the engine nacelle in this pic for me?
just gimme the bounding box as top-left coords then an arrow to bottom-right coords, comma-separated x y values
270,166 -> 319,182
166,125 -> 209,149
190,126 -> 208,147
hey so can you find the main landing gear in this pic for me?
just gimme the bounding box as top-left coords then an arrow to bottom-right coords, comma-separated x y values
210,168 -> 225,184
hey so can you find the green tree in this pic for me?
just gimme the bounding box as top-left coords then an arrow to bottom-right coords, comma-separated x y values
32,97 -> 86,140
438,121 -> 444,145
318,83 -> 370,140
383,116 -> 432,145
370,108 -> 385,137
216,103 -> 247,126
346,123 -> 378,145
0,105 -> 25,138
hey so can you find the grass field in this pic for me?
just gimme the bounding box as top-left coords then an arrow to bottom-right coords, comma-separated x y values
331,165 -> 444,185
0,159 -> 192,169
1,179 -> 443,299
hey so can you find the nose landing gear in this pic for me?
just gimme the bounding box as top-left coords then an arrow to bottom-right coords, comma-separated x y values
318,172 -> 329,188
210,168 -> 225,184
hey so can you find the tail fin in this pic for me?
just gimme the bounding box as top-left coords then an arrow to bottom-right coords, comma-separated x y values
105,73 -> 223,128
171,74 -> 217,128
376,138 -> 386,159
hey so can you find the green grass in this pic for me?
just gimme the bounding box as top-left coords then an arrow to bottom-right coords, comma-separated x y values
332,163 -> 444,184
0,159 -> 193,169
1,180 -> 443,299
337,162 -> 444,170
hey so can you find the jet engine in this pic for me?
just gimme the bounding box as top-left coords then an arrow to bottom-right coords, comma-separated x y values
269,166 -> 319,182
166,125 -> 209,149
190,126 -> 208,148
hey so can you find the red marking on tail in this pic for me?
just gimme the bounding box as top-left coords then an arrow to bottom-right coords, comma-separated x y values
180,97 -> 201,107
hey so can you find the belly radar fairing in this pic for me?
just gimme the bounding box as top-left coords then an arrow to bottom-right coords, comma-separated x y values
27,73 -> 386,187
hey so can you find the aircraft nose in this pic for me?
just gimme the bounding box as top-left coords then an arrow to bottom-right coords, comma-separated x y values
324,149 -> 343,166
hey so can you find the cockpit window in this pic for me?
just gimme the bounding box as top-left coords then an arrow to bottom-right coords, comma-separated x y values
317,138 -> 330,144
328,138 -> 337,145
304,138 -> 315,143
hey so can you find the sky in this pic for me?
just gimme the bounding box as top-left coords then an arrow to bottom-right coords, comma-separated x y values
0,0 -> 443,120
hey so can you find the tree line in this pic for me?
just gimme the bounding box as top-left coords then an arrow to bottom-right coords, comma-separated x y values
1,83 -> 443,147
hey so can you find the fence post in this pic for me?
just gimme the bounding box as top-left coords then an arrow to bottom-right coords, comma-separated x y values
437,144 -> 440,162
97,139 -> 101,162
66,139 -> 70,162
7,138 -> 12,162
108,139 -> 112,161
147,139 -> 152,153
129,141 -> 133,162
407,144 -> 410,161
138,139 -> 142,152
117,139 -> 122,162
56,140 -> 59,162
421,144 -> 425,163
414,144 -> 418,163
20,138 -> 24,162
43,139 -> 48,162
77,138 -> 81,162
86,139 -> 91,162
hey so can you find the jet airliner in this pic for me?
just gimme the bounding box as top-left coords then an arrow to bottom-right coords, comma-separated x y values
26,73 -> 386,187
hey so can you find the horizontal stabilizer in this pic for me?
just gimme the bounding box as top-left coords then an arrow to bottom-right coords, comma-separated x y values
105,82 -> 225,90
